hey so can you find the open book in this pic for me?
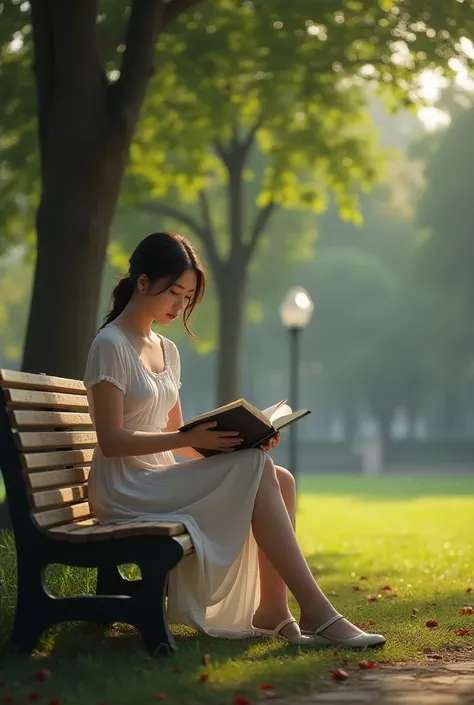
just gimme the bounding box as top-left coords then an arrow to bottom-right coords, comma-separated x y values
179,398 -> 311,458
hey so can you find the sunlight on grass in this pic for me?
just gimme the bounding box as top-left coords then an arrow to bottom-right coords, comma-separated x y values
0,474 -> 473,705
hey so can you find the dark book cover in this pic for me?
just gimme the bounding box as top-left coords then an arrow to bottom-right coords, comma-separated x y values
179,406 -> 272,458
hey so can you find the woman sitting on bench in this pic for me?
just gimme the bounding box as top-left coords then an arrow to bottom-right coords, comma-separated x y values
84,232 -> 386,648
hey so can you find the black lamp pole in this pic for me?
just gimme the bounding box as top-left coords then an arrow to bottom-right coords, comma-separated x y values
289,326 -> 300,485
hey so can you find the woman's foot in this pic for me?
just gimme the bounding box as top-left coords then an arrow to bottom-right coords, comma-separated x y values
252,609 -> 301,641
299,611 -> 386,648
300,611 -> 363,640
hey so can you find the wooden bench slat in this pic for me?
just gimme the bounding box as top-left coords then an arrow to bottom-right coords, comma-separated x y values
11,410 -> 93,429
45,518 -> 99,538
17,431 -> 97,450
33,501 -> 91,528
21,448 -> 94,470
71,520 -> 187,540
4,389 -> 89,410
26,466 -> 90,489
175,534 -> 194,555
0,369 -> 87,394
47,519 -> 189,543
29,483 -> 88,509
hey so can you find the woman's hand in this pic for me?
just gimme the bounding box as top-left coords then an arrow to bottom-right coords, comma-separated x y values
260,431 -> 281,453
184,422 -> 243,452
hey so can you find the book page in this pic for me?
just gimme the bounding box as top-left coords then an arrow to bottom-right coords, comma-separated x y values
240,399 -> 272,427
273,409 -> 310,431
184,399 -> 245,427
261,399 -> 288,422
183,398 -> 272,431
269,403 -> 292,424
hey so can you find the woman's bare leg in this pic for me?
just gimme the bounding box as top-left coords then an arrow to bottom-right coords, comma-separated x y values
251,455 -> 363,638
253,465 -> 299,639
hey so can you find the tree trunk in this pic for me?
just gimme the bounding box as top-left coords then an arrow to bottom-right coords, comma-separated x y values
23,141 -> 127,377
22,0 -> 189,377
216,267 -> 246,405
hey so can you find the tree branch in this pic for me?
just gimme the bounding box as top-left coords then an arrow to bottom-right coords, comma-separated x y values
139,201 -> 222,273
241,116 -> 263,156
140,201 -> 202,235
245,200 -> 276,260
214,139 -> 232,170
198,190 -> 215,239
113,0 -> 166,130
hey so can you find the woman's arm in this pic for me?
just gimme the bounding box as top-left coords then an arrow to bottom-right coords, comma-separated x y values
164,395 -> 204,460
92,381 -> 190,457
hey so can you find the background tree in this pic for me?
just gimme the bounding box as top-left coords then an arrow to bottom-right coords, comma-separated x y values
0,0 -> 203,377
128,0 -> 474,402
414,102 -> 474,433
1,0 -> 474,385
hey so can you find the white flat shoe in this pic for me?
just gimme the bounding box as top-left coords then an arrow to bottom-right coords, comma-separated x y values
252,616 -> 315,645
301,613 -> 386,648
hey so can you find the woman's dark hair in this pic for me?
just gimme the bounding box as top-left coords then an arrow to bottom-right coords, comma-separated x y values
101,232 -> 206,336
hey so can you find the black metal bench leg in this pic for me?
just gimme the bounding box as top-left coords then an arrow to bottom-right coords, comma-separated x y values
12,617 -> 46,653
12,559 -> 49,653
133,564 -> 175,657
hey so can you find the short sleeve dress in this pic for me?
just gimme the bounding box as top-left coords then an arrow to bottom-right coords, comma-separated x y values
83,323 -> 266,638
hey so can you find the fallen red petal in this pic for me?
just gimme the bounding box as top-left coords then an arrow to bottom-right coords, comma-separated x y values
360,576 -> 369,581
426,620 -> 439,628
199,674 -> 210,683
352,585 -> 361,591
34,670 -> 51,683
369,620 -> 376,626
466,608 -> 474,615
331,669 -> 349,681
459,609 -> 466,615
234,697 -> 250,705
381,585 -> 392,591
367,595 -> 378,602
359,661 -> 377,670
466,588 -> 472,593
454,629 -> 471,636
258,684 -> 275,691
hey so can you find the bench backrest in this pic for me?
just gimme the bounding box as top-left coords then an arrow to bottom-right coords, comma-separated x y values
0,369 -> 96,538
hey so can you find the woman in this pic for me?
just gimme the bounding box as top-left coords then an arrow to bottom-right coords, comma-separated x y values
84,232 -> 385,648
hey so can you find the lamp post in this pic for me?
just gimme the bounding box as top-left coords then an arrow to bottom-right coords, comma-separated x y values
279,287 -> 314,484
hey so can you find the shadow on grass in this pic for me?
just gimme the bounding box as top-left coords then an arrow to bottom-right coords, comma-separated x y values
0,584 -> 469,657
0,591 -> 472,705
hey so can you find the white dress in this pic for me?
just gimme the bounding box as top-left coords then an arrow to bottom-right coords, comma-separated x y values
83,323 -> 266,638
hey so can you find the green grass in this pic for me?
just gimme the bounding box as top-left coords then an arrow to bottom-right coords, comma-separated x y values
0,474 -> 473,705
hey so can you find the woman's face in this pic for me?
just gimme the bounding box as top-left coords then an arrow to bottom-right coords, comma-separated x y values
144,269 -> 198,326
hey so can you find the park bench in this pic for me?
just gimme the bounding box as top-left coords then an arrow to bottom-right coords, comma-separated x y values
0,368 -> 194,656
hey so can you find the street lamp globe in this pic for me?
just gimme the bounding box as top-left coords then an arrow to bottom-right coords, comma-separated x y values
279,286 -> 314,329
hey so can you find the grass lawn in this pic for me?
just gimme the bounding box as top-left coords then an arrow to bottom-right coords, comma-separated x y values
0,473 -> 473,705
